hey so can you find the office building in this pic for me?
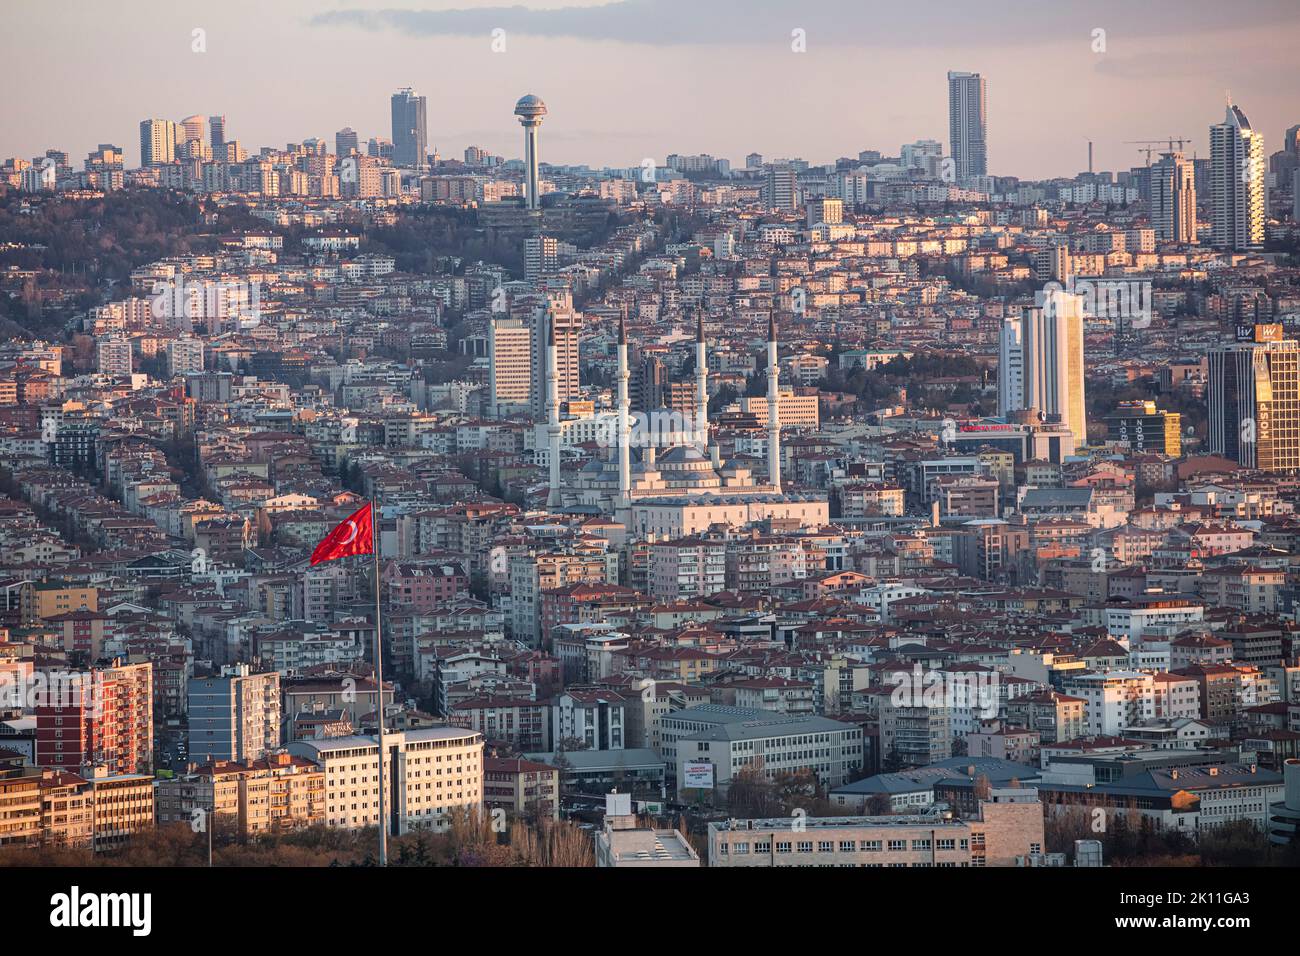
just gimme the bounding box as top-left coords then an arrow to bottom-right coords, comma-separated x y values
997,316 -> 1025,416
1105,400 -> 1182,456
657,704 -> 864,798
488,314 -> 533,416
208,115 -> 226,149
187,665 -> 282,764
947,71 -> 988,180
524,234 -> 558,283
179,115 -> 206,147
1208,325 -> 1300,471
1002,291 -> 1088,446
711,789 -> 1046,867
1150,151 -> 1198,244
764,164 -> 797,211
390,88 -> 428,168
530,304 -> 581,420
1210,103 -> 1265,250
1268,758 -> 1300,846
335,127 -> 359,156
287,726 -> 483,834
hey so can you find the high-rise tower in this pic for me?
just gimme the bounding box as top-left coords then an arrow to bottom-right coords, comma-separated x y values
947,71 -> 988,181
1210,102 -> 1265,251
1208,326 -> 1300,472
1019,290 -> 1088,447
514,94 -> 548,211
1150,151 -> 1198,244
139,118 -> 178,167
390,88 -> 428,168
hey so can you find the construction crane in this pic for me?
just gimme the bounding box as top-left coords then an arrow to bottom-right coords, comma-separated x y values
1124,138 -> 1192,166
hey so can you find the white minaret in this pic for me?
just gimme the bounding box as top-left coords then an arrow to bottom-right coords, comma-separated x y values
514,94 -> 547,212
694,310 -> 709,455
545,309 -> 562,508
766,314 -> 781,491
616,313 -> 632,509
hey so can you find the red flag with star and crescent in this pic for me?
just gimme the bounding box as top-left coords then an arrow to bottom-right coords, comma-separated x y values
310,502 -> 374,566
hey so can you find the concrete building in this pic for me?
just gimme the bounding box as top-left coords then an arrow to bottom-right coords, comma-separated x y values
139,118 -> 178,166
947,71 -> 988,181
1207,327 -> 1300,472
482,756 -> 559,821
187,665 -> 281,764
1268,758 -> 1300,846
657,704 -> 864,797
96,336 -> 133,377
155,752 -> 325,838
1060,671 -> 1155,736
287,725 -> 484,834
595,790 -> 698,867
488,314 -> 533,416
1150,151 -> 1197,244
35,661 -> 153,776
390,88 -> 428,168
1019,290 -> 1087,447
712,789 -> 1046,867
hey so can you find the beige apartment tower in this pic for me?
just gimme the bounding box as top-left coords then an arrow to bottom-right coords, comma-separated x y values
1021,290 -> 1087,447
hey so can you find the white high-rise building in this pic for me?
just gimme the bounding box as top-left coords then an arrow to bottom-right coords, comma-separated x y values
1150,151 -> 1197,244
997,316 -> 1025,416
764,164 -> 797,211
947,71 -> 987,181
524,234 -> 558,284
1015,290 -> 1088,446
139,118 -> 178,167
1210,103 -> 1265,251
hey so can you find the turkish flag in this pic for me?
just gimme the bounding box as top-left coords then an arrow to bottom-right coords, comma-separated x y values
310,502 -> 374,566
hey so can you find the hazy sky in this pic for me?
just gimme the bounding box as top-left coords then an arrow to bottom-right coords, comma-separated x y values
4,0 -> 1299,179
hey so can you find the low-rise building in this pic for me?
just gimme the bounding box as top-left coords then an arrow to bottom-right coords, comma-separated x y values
711,789 -> 1046,867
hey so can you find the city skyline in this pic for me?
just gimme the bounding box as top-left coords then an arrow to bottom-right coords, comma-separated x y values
6,0 -> 1300,905
3,0 -> 1299,178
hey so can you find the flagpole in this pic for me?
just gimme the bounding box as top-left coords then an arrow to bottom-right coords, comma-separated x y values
370,496 -> 388,867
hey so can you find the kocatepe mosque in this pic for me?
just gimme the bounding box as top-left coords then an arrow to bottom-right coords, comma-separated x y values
537,309 -> 828,538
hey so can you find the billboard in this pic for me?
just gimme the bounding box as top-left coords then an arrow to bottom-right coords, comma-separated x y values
682,761 -> 714,790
